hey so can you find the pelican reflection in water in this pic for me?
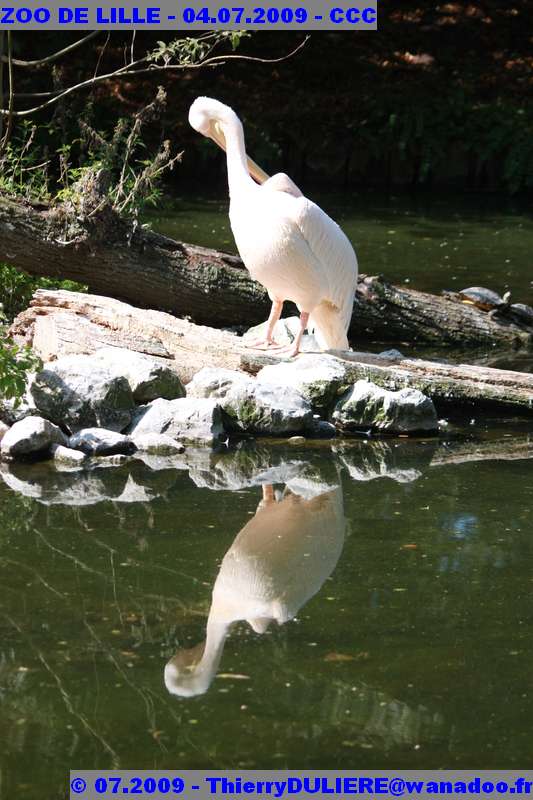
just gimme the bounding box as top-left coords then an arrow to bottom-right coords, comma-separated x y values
164,477 -> 346,698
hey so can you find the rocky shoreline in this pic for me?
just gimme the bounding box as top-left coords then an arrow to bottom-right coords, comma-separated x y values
0,347 -> 439,465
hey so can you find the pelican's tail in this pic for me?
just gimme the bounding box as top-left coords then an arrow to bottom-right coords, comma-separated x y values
309,297 -> 353,351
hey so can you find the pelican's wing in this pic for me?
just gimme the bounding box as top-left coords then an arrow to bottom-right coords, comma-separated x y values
262,172 -> 303,198
291,197 -> 358,317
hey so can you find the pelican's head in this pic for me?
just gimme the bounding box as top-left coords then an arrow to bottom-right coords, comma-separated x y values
188,96 -> 239,149
188,96 -> 270,185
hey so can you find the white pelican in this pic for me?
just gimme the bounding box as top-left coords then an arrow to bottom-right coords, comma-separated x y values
164,480 -> 346,697
188,97 -> 358,356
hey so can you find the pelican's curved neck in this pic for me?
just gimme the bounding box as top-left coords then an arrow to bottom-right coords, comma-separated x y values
201,616 -> 229,675
221,117 -> 255,199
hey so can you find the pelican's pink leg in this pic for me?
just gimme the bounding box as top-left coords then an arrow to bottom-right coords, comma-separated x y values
278,311 -> 310,358
245,299 -> 285,349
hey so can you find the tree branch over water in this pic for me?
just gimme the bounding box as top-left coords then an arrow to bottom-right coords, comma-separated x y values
0,33 -> 309,120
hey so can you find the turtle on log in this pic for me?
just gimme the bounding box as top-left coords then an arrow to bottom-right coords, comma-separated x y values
444,286 -> 533,329
457,287 -> 510,311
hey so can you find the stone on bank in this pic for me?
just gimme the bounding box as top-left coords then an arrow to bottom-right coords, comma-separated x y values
0,415 -> 67,459
69,428 -> 137,456
222,382 -> 314,436
131,433 -> 185,455
31,355 -> 135,433
256,354 -> 348,412
186,367 -> 253,399
93,347 -> 185,403
187,367 -> 314,436
128,397 -> 225,445
51,444 -> 88,467
332,380 -> 438,434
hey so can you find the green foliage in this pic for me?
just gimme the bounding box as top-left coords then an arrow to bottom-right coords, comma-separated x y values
1,90 -> 182,221
0,31 -> 251,215
149,32 -> 249,65
339,82 -> 533,192
0,305 -> 42,404
0,262 -> 85,321
65,87 -> 182,218
0,121 -> 52,201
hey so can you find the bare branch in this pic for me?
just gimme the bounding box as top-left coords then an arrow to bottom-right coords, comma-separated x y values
93,31 -> 110,79
1,55 -> 148,117
0,35 -> 310,119
1,31 -> 101,67
14,89 -> 62,99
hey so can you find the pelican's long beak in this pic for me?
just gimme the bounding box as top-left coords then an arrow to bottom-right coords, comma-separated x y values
209,121 -> 270,186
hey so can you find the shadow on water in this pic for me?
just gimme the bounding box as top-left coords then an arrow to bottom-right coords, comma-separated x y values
0,431 -> 533,794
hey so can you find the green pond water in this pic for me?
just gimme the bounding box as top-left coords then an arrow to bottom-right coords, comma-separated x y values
2,194 -> 533,798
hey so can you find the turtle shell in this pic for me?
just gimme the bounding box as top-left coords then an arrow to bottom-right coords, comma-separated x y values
510,303 -> 533,325
458,287 -> 504,311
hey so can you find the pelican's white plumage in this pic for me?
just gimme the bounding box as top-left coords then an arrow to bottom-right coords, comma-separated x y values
188,97 -> 358,354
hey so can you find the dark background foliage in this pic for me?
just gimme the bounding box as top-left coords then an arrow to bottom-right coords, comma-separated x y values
4,1 -> 533,194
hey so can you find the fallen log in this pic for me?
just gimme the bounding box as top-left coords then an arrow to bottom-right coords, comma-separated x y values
9,289 -> 533,416
1,195 -> 531,348
9,289 -> 246,383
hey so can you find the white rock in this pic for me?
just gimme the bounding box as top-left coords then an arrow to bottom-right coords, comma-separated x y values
186,367 -> 253,399
128,397 -> 226,445
31,355 -> 135,433
0,415 -> 67,459
256,354 -> 348,411
332,380 -> 438,434
131,433 -> 185,455
93,347 -> 185,403
69,428 -> 136,456
223,382 -> 313,435
51,444 -> 88,466
379,349 -> 405,360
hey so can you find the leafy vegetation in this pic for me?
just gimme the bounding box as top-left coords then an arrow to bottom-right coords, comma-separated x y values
0,33 -> 249,323
0,303 -> 42,403
0,263 -> 85,321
